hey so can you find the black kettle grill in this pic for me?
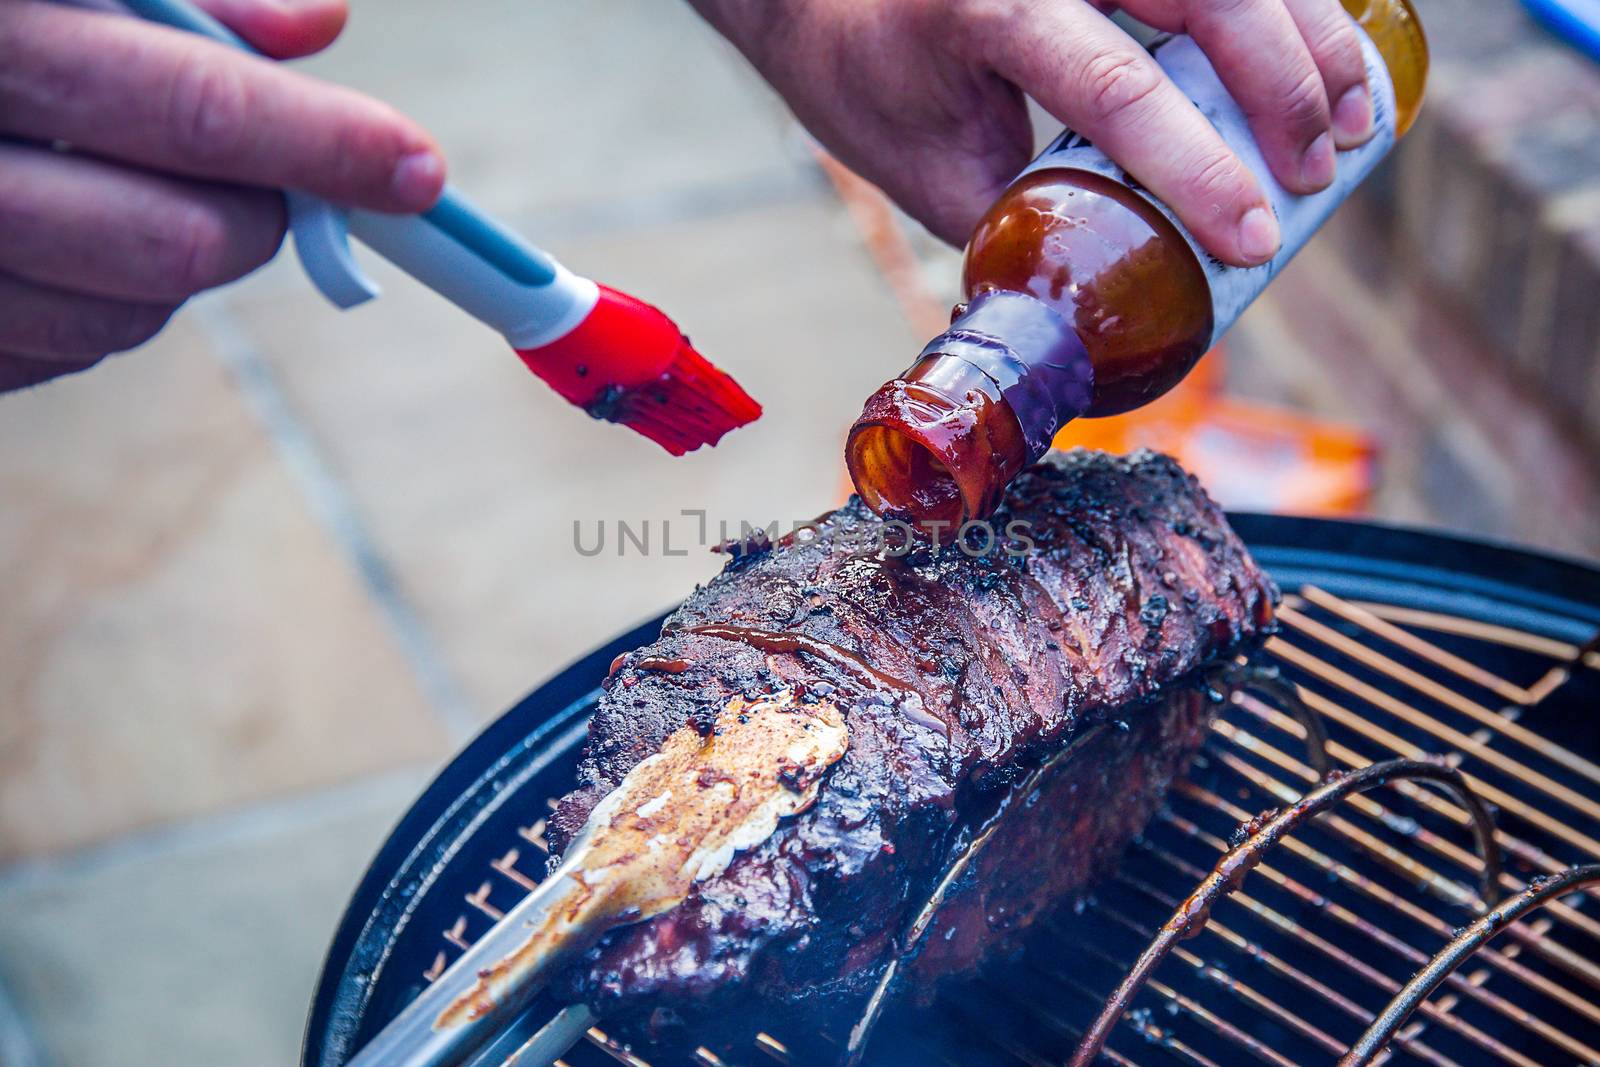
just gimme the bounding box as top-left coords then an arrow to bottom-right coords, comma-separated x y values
304,515 -> 1600,1067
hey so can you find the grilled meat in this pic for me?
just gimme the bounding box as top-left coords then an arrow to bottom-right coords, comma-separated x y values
546,449 -> 1276,1054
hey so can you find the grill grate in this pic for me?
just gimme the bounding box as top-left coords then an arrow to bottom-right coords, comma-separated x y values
408,582 -> 1600,1067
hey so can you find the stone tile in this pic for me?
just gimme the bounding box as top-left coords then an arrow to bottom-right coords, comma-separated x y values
290,0 -> 804,226
0,318 -> 449,861
0,771 -> 426,1067
221,195 -> 917,722
0,968 -> 44,1067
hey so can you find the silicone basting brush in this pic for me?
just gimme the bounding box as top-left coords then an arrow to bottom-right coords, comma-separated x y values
347,202 -> 762,455
118,0 -> 762,456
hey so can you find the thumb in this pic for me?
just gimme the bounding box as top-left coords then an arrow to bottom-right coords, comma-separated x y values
192,0 -> 349,59
870,86 -> 1033,248
900,139 -> 1029,247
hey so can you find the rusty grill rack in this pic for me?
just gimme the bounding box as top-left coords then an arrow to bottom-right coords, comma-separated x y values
398,581 -> 1600,1067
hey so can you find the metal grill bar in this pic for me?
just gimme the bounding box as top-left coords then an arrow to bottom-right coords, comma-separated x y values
1279,602 -> 1600,786
1232,697 -> 1600,947
582,1026 -> 652,1067
1281,678 -> 1600,858
1344,600 -> 1600,671
1208,747 -> 1483,910
1163,784 -> 1600,1063
1269,637 -> 1600,827
1061,586 -> 1600,1067
1131,799 -> 1539,1067
1010,969 -> 1224,1067
1257,699 -> 1600,1011
1091,903 -> 1352,1060
1071,940 -> 1301,1067
1232,698 -> 1571,887
1132,765 -> 1454,1067
1340,865 -> 1600,1067
1215,711 -> 1600,1008
964,975 -> 1144,1067
1292,589 -> 1530,704
753,1033 -> 791,1063
1096,886 -> 1460,1067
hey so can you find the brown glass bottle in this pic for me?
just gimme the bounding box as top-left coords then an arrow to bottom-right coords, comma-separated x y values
847,0 -> 1427,530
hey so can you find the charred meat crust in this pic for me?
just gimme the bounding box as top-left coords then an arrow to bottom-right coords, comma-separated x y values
546,449 -> 1276,1046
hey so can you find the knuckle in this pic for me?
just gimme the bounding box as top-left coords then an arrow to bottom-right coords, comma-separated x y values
330,116 -> 392,192
126,304 -> 177,350
307,102 -> 407,201
42,309 -> 101,359
1193,0 -> 1254,22
1079,49 -> 1165,127
1182,148 -> 1250,209
932,9 -> 976,51
946,0 -> 1013,26
1310,5 -> 1365,64
107,303 -> 175,353
939,0 -> 985,27
50,302 -> 172,358
158,203 -> 232,295
1276,66 -> 1330,129
164,57 -> 250,166
957,0 -> 1032,36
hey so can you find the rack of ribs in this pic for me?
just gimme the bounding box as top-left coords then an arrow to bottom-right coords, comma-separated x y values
544,448 -> 1277,1058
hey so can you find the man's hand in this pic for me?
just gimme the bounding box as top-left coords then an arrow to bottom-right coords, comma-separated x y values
693,0 -> 1375,266
0,0 -> 445,392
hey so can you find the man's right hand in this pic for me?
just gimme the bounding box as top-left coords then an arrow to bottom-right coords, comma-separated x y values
0,0 -> 446,392
695,0 -> 1375,268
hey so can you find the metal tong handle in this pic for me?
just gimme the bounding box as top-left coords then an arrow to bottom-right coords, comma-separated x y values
342,859 -> 590,1067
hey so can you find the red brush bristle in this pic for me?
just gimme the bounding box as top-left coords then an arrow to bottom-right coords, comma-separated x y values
515,285 -> 761,455
612,341 -> 763,456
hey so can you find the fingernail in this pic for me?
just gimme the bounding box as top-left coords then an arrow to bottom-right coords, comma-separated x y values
1333,83 -> 1374,144
391,149 -> 444,208
1301,131 -> 1336,188
1238,207 -> 1280,264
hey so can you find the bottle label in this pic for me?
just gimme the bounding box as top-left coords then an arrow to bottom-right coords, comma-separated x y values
1020,28 -> 1398,345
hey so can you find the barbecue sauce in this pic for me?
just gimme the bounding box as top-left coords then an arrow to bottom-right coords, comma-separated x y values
681,624 -> 917,703
846,0 -> 1427,529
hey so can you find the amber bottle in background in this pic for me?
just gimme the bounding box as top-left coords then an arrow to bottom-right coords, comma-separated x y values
846,0 -> 1428,529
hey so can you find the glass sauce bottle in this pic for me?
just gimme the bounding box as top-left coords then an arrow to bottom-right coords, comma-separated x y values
846,0 -> 1427,529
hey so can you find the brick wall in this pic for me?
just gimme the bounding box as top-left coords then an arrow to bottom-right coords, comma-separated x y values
1251,0 -> 1600,557
1384,0 -> 1600,446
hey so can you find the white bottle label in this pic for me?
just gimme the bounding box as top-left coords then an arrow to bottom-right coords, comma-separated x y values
1020,29 -> 1398,345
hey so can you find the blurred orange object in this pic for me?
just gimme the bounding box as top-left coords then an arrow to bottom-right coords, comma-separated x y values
1053,345 -> 1377,515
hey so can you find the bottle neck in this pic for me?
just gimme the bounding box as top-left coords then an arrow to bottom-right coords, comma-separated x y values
844,291 -> 1092,530
921,290 -> 1094,456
